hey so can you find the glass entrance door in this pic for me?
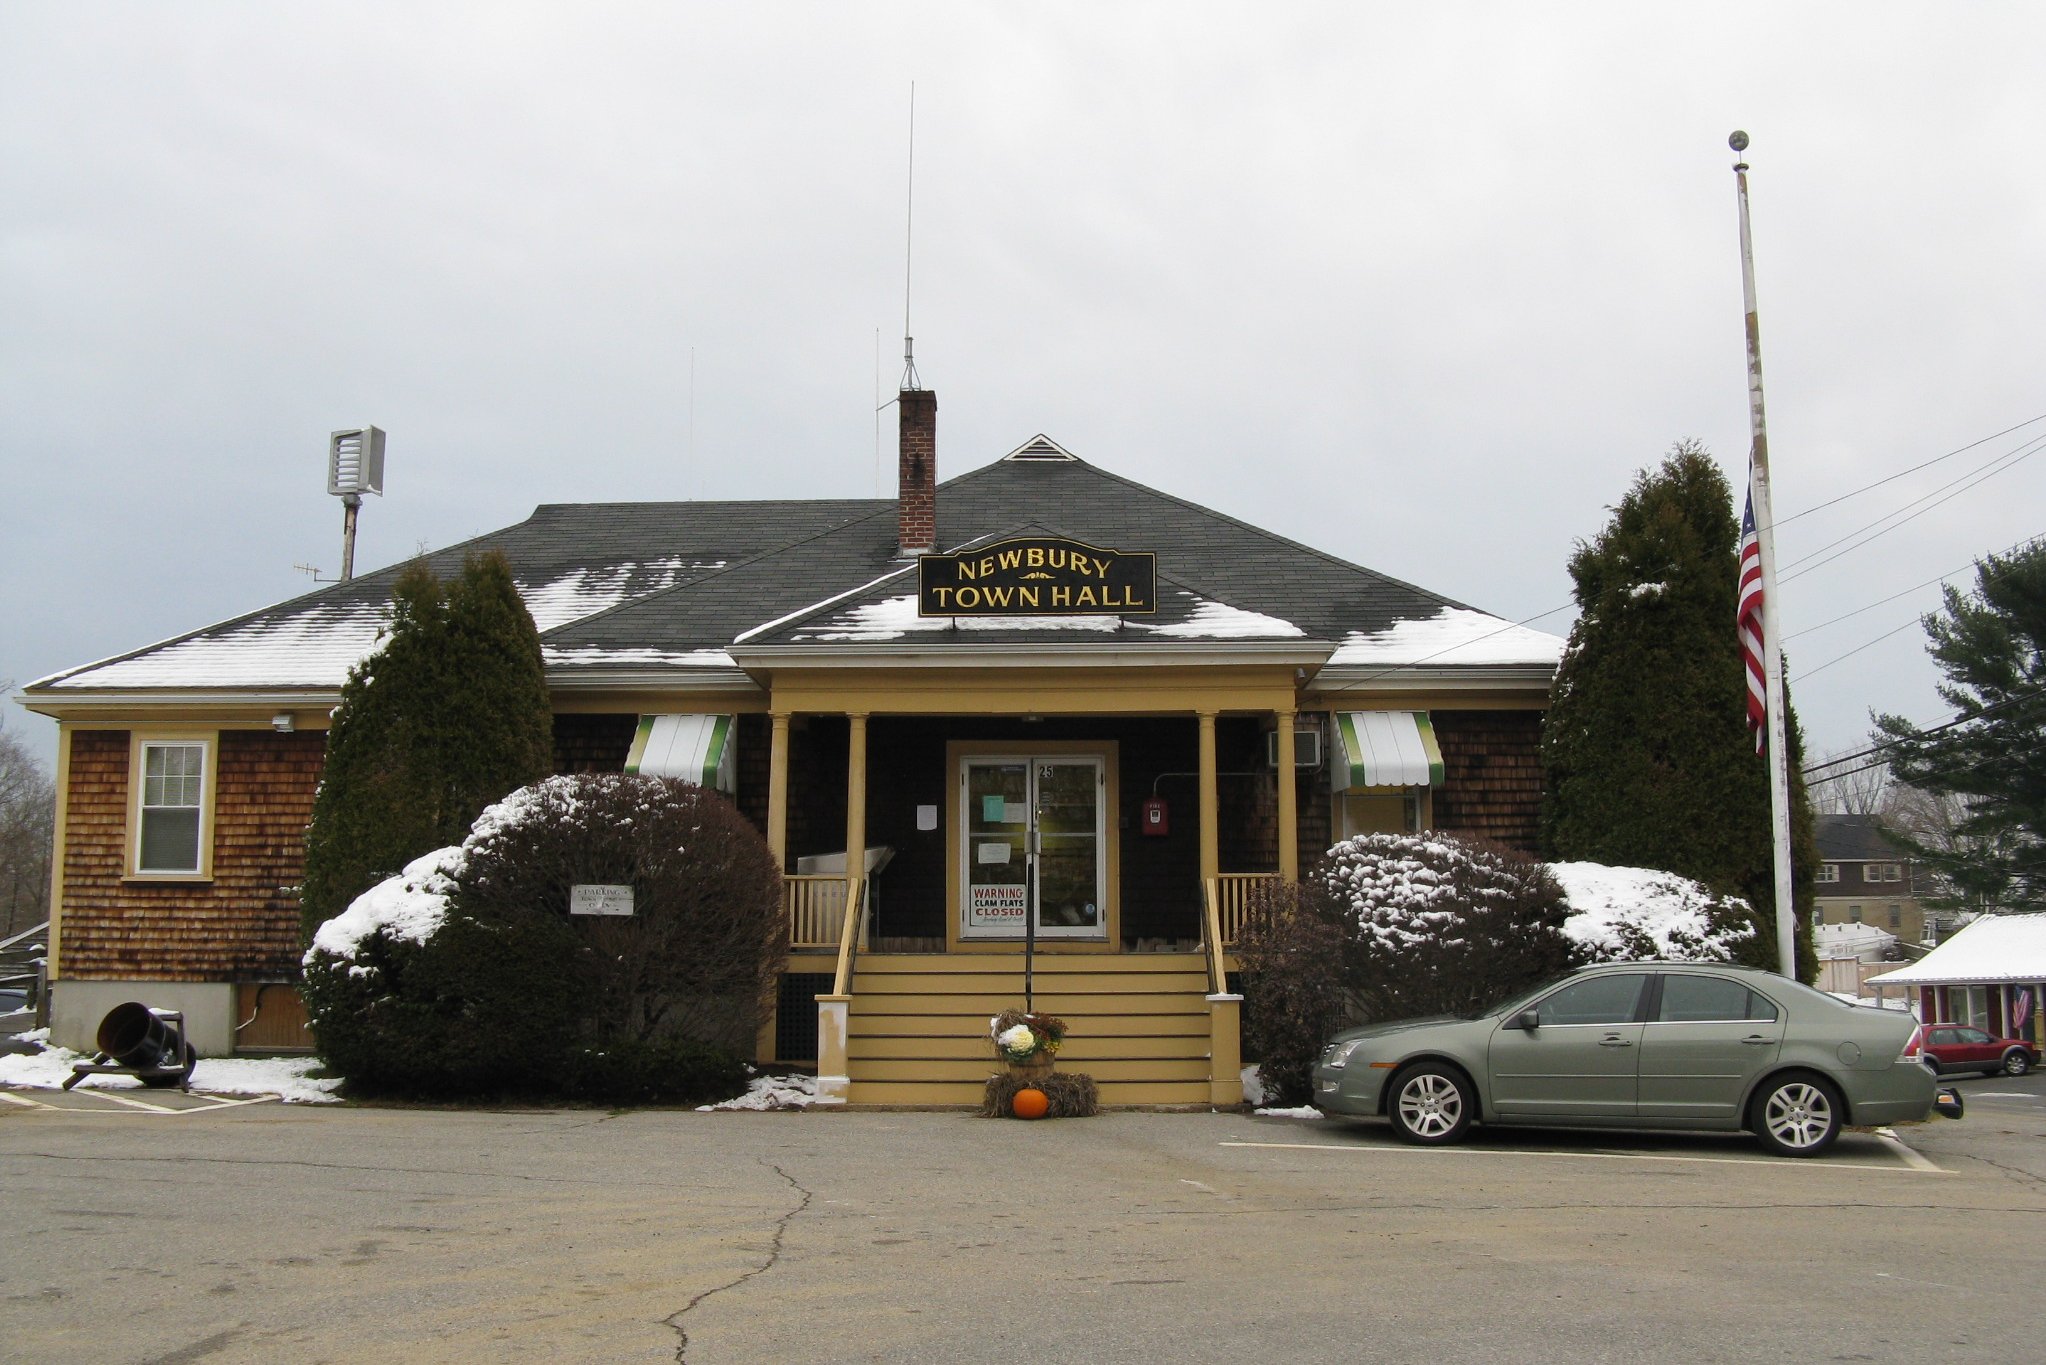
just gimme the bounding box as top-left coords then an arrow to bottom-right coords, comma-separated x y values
962,757 -> 1105,940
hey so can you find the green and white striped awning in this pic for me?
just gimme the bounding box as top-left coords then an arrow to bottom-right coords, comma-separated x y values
625,714 -> 735,793
1332,712 -> 1444,791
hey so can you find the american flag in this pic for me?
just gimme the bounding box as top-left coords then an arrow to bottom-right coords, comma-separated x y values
1737,490 -> 1767,754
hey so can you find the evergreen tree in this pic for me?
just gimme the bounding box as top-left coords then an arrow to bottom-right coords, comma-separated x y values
1873,540 -> 2046,911
1539,442 -> 1817,975
300,551 -> 552,941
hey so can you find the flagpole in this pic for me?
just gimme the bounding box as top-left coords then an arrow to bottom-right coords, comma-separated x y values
1731,130 -> 1799,979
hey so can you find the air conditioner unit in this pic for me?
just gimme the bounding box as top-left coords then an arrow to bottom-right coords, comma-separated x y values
1267,728 -> 1323,769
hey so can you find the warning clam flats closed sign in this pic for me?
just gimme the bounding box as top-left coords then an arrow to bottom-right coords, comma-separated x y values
918,536 -> 1154,616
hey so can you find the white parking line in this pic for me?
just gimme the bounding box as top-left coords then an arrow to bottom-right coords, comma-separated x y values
1873,1128 -> 1944,1173
0,1090 -> 280,1115
1222,1138 -> 1948,1173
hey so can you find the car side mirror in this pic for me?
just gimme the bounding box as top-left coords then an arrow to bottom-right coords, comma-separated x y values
1513,1009 -> 1540,1032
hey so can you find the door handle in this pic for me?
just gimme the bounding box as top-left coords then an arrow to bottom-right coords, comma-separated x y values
1598,1036 -> 1633,1048
1741,1035 -> 1774,1046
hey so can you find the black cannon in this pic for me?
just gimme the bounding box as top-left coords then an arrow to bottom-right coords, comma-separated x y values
62,1002 -> 199,1090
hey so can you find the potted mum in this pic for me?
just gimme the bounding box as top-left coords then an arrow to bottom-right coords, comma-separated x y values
990,1009 -> 1066,1077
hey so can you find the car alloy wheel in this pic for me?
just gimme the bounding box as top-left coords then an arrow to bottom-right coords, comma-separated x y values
2004,1049 -> 2032,1077
1390,1064 -> 1473,1145
1754,1075 -> 1841,1157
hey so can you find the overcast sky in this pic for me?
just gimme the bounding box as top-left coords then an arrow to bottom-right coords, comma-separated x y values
4,3 -> 2042,776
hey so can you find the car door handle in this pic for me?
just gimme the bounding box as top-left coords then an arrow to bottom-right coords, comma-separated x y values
1598,1036 -> 1633,1048
1741,1035 -> 1774,1046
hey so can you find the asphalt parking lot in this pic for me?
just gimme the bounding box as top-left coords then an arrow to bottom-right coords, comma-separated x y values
4,1076 -> 2044,1365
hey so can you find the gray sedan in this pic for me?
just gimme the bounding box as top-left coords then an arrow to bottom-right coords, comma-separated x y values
1312,962 -> 1938,1156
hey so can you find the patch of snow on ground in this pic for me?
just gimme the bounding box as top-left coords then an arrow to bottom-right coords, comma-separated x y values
696,1072 -> 841,1110
1327,606 -> 1565,668
1254,1106 -> 1323,1119
0,1041 -> 340,1103
1240,1064 -> 1266,1106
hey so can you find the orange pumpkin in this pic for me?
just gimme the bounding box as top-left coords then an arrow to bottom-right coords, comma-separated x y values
1012,1086 -> 1051,1120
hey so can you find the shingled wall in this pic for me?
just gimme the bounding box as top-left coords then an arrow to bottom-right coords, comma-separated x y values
59,729 -> 325,982
1429,709 -> 1544,854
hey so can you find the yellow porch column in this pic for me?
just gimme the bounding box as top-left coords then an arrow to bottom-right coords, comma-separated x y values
844,712 -> 869,875
766,711 -> 791,870
1197,710 -> 1219,883
1275,710 -> 1298,881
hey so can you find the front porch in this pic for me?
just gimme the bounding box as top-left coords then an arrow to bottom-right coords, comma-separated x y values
758,692 -> 1317,1106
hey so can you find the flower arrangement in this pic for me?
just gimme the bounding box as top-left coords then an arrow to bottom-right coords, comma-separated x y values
989,1009 -> 1067,1064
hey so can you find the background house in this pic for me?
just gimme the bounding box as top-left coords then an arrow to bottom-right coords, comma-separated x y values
1813,813 -> 1950,943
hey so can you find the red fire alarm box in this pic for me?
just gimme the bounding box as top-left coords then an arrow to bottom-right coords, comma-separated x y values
1140,797 -> 1170,837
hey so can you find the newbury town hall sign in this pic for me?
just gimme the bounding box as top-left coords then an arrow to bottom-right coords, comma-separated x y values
917,536 -> 1156,616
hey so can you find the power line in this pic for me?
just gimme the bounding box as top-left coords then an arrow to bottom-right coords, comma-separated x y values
1777,410 -> 2046,527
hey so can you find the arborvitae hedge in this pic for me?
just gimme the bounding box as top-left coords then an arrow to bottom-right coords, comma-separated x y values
300,551 -> 552,944
1539,443 -> 1817,977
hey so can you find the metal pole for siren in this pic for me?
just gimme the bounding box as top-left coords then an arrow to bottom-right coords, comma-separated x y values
1731,131 -> 1799,979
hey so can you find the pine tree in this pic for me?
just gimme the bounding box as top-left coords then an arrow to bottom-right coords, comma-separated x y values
1873,539 -> 2046,911
300,552 -> 553,941
1539,442 -> 1818,974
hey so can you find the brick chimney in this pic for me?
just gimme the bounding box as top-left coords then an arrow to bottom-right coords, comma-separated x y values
898,387 -> 937,556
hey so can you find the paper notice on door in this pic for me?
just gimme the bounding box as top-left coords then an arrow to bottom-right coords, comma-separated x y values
976,841 -> 1012,865
981,794 -> 1007,823
1003,800 -> 1028,823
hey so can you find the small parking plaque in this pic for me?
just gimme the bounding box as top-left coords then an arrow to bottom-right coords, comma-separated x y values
570,884 -> 635,916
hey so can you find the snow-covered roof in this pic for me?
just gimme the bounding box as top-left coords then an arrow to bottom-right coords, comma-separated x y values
1866,913 -> 2046,986
27,443 -> 1557,698
1326,607 -> 1565,669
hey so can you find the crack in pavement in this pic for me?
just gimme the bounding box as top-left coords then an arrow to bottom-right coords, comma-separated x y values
665,1157 -> 812,1364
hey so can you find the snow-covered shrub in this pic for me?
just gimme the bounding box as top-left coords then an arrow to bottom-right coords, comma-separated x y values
1310,833 -> 1586,1023
303,773 -> 784,1100
1552,862 -> 1757,963
1236,833 -> 1585,1105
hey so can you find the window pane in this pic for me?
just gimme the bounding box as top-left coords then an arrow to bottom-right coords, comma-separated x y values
1657,974 -> 1753,1023
139,807 -> 201,872
1537,974 -> 1646,1026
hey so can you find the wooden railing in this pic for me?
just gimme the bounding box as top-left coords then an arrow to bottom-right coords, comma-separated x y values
1201,878 -> 1229,996
831,878 -> 869,998
787,875 -> 851,950
1215,872 -> 1280,947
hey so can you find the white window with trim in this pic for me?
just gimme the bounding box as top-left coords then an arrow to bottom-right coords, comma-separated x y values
1815,863 -> 1839,884
133,737 -> 212,877
1870,862 -> 1903,882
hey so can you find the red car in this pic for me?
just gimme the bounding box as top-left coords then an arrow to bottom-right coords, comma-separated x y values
1908,1022 -> 2039,1078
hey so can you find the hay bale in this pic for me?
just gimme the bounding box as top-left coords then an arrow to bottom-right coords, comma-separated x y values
981,1070 -> 1099,1118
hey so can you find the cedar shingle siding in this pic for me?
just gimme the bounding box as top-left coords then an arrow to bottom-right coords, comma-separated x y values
62,730 -> 324,981
1430,710 -> 1543,854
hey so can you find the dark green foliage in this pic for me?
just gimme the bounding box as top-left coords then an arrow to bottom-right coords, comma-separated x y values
558,1038 -> 751,1106
456,774 -> 786,1057
1235,879 -> 1351,1107
303,774 -> 785,1102
1237,834 -> 1586,1106
299,868 -> 581,1096
300,552 -> 553,943
1874,540 -> 2046,911
1539,442 -> 1817,977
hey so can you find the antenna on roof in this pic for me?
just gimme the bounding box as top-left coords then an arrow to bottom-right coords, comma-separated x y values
900,81 -> 922,392
326,426 -> 386,581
